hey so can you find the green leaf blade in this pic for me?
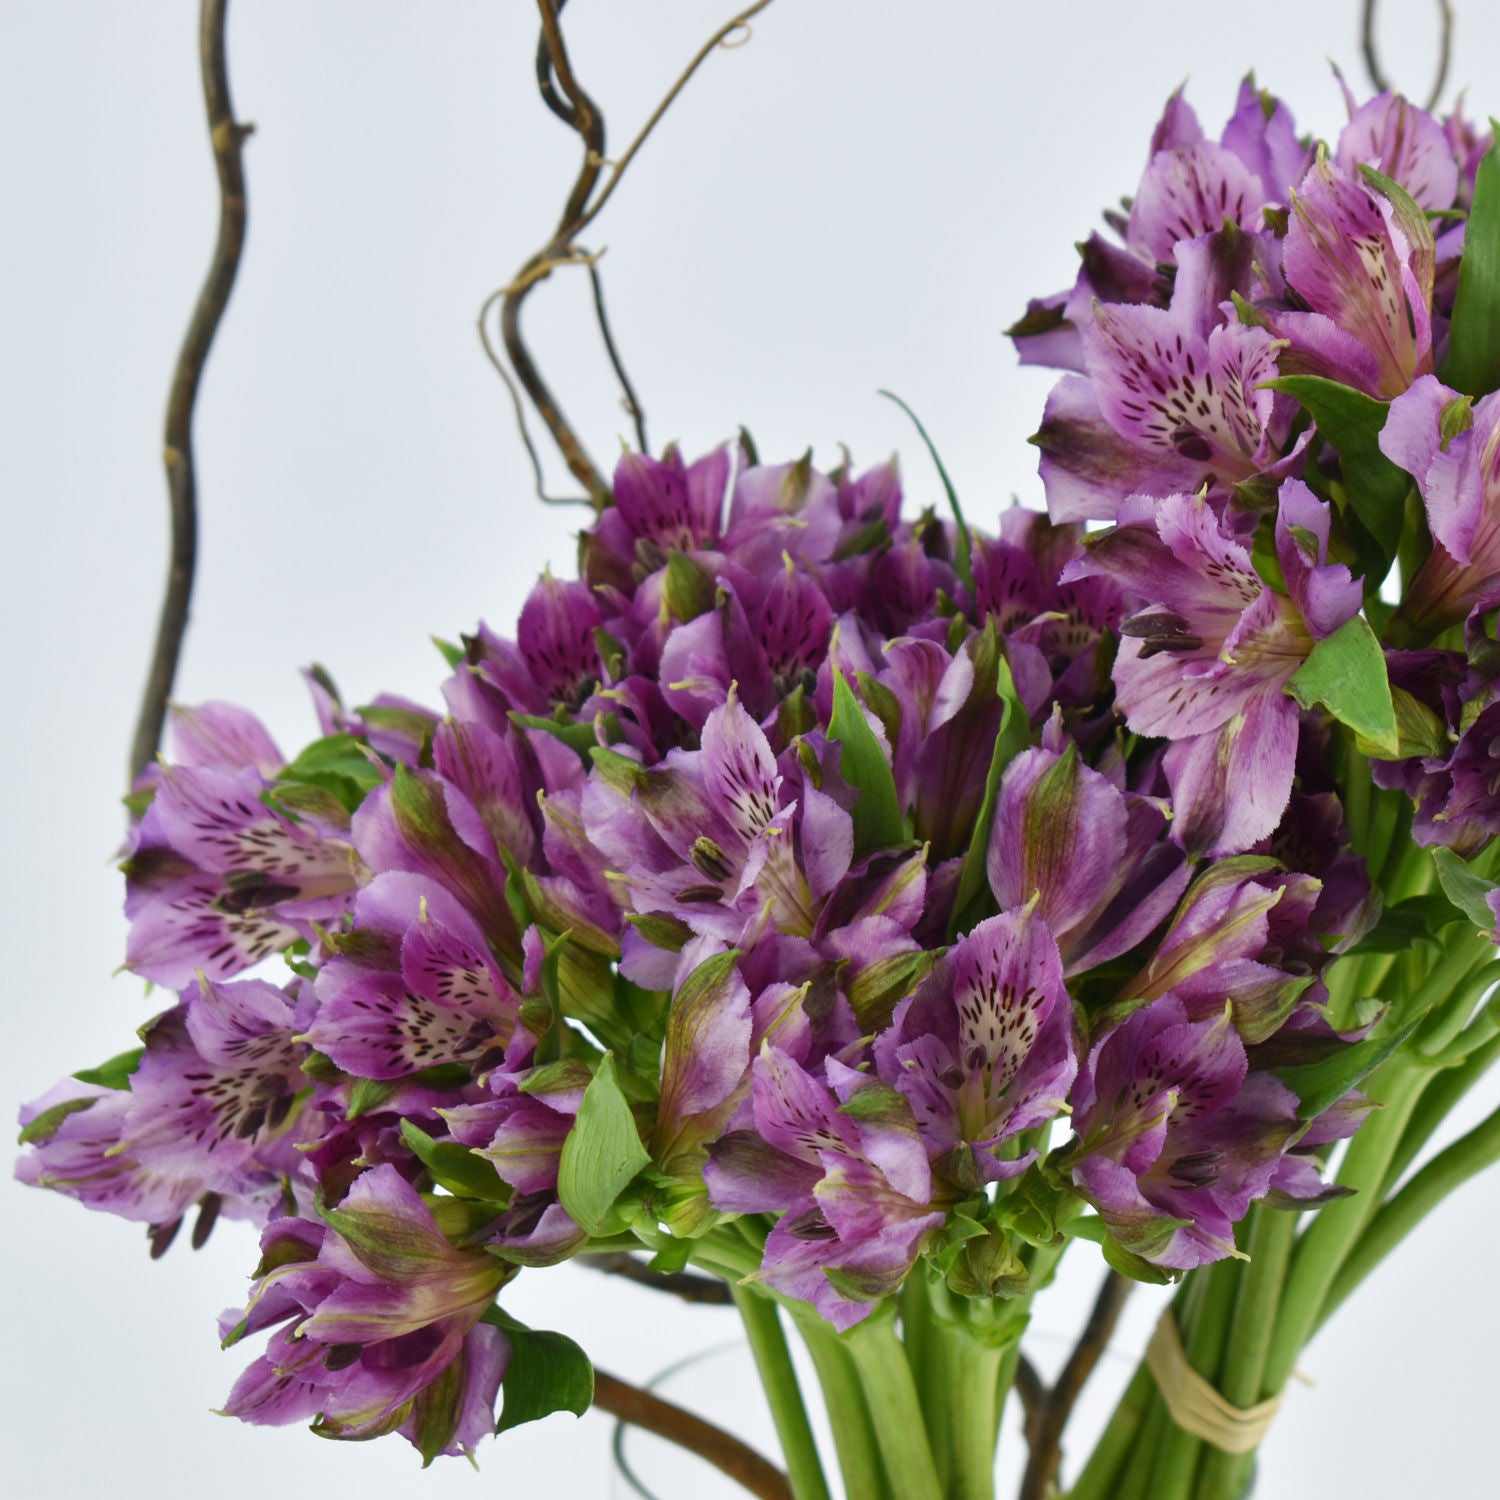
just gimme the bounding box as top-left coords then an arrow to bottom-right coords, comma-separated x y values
556,1052 -> 650,1237
1445,133 -> 1500,398
828,670 -> 905,856
1286,616 -> 1398,756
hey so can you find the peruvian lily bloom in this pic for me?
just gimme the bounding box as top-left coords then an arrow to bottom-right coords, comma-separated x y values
1259,151 -> 1437,400
705,1046 -> 943,1330
221,1165 -> 510,1460
1034,231 -> 1301,523
985,722 -> 1188,974
873,905 -> 1077,1192
303,871 -> 520,1081
1066,997 -> 1301,1267
1381,376 -> 1500,636
1065,480 -> 1362,855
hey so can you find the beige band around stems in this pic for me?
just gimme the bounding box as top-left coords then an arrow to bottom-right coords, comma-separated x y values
1144,1311 -> 1282,1454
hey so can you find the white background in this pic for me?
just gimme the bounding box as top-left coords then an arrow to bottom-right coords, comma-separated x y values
3,3 -> 1497,1496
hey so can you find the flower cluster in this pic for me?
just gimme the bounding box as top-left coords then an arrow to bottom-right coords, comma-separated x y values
19,72 -> 1500,1467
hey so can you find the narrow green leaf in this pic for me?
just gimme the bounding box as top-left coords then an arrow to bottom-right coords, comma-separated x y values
878,388 -> 973,589
556,1053 -> 650,1236
512,712 -> 601,759
432,635 -> 465,669
1286,616 -> 1398,756
1348,891 -> 1460,953
399,1120 -> 509,1203
951,658 -> 1030,930
485,1308 -> 595,1434
1265,376 -> 1410,568
72,1046 -> 145,1091
1432,847 -> 1500,932
1444,131 -> 1500,397
827,670 -> 904,855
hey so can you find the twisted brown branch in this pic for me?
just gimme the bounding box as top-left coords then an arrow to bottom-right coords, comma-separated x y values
1361,0 -> 1453,111
580,1251 -> 734,1305
486,0 -> 775,510
129,0 -> 251,783
1017,1270 -> 1133,1500
593,1368 -> 791,1500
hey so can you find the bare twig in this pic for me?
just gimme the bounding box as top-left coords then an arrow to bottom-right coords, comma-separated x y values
1013,1352 -> 1045,1431
570,0 -> 776,239
129,0 -> 251,784
486,0 -> 774,510
1361,0 -> 1454,111
588,257 -> 649,453
580,1251 -> 734,1305
1017,1270 -> 1134,1500
593,1368 -> 792,1500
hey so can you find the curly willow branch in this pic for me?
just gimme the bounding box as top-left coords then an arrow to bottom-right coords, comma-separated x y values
592,1369 -> 792,1500
483,0 -> 775,512
1361,0 -> 1453,112
129,0 -> 252,784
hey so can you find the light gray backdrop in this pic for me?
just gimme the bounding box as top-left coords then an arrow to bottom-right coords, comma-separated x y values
3,3 -> 1495,1496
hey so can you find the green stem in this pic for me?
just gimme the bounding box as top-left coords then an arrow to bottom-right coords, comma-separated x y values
1386,1027 -> 1500,1186
840,1312 -> 946,1500
1194,1207 -> 1297,1500
899,1268 -> 950,1494
1063,1364 -> 1153,1500
1411,951 -> 1500,1060
1262,1054 -> 1426,1393
1146,1258 -> 1239,1500
1320,1100 -> 1500,1325
732,1287 -> 832,1500
787,1308 -> 892,1500
942,1322 -> 1002,1500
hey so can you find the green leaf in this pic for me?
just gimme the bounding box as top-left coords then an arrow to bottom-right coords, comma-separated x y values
1349,891 -> 1460,954
399,1120 -> 509,1203
1286,616 -> 1398,756
1432,846 -> 1500,932
432,635 -> 465,669
950,658 -> 1029,931
556,1053 -> 650,1236
485,1308 -> 595,1435
278,733 -> 383,812
511,712 -> 601,759
878,389 -> 972,590
827,669 -> 904,855
1100,1235 -> 1181,1286
1265,376 -> 1411,570
663,553 -> 715,622
1444,130 -> 1500,397
347,1063 -> 470,1120
72,1046 -> 144,1091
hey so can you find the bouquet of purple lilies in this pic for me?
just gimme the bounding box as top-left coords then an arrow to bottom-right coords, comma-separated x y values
18,6 -> 1500,1498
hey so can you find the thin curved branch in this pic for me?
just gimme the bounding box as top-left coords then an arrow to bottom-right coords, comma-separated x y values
129,0 -> 251,783
1361,0 -> 1454,111
571,0 -> 776,238
588,257 -> 649,453
1017,1270 -> 1133,1500
491,0 -> 775,511
579,1251 -> 734,1305
1013,1352 -> 1045,1435
593,1368 -> 792,1500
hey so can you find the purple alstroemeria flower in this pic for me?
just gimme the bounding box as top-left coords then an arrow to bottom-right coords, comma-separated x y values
1257,151 -> 1437,400
1012,80 -> 1309,375
123,715 -> 363,987
705,1046 -> 943,1330
1065,481 -> 1362,856
1381,376 -> 1500,635
302,872 -> 520,1081
985,724 -> 1188,974
1332,82 -> 1460,213
19,974 -> 317,1238
873,905 -> 1077,1191
1067,997 -> 1301,1267
1117,858 -> 1321,1042
221,1165 -> 510,1459
1034,230 -> 1301,524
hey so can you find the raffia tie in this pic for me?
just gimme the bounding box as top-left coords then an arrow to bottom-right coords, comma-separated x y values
1144,1311 -> 1282,1454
